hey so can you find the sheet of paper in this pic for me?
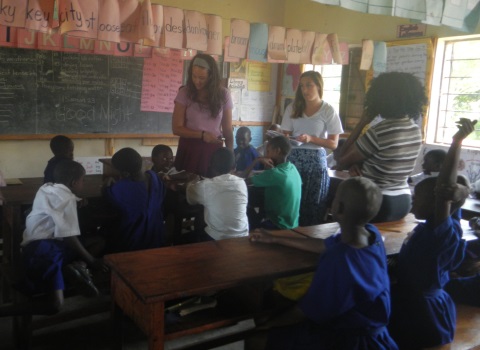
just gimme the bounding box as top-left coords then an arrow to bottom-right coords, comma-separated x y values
229,19 -> 250,58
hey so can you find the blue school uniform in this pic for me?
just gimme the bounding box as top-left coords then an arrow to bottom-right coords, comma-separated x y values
102,170 -> 166,253
234,145 -> 261,171
266,225 -> 397,350
389,212 -> 466,349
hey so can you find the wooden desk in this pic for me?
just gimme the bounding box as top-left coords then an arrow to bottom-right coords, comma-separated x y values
105,237 -> 319,350
292,214 -> 419,256
0,175 -> 103,268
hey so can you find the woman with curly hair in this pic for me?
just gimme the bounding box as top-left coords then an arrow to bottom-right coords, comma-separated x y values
172,53 -> 233,177
281,70 -> 343,225
338,72 -> 427,222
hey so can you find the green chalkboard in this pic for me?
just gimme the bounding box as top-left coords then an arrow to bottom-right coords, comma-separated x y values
0,48 -> 173,136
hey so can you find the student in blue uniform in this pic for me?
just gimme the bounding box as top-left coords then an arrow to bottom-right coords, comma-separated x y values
250,176 -> 397,350
234,126 -> 262,173
389,118 -> 476,349
101,147 -> 166,253
43,135 -> 74,184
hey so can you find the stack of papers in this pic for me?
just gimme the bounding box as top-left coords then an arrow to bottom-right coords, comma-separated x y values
265,130 -> 303,146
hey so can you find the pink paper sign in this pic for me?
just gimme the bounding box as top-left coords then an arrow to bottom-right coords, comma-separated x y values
339,42 -> 349,65
144,4 -> 163,47
268,26 -> 287,60
118,0 -> 140,43
58,0 -> 89,35
0,0 -> 27,28
300,31 -> 315,64
64,0 -> 99,39
137,0 -> 154,43
98,0 -> 120,43
312,33 -> 328,65
328,33 -> 342,64
205,14 -> 222,56
229,19 -> 250,58
141,54 -> 184,112
163,6 -> 184,49
25,0 -> 56,32
223,36 -> 240,63
286,28 -> 302,64
184,10 -> 207,51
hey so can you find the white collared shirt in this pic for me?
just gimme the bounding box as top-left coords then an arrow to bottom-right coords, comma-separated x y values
22,183 -> 81,246
187,174 -> 249,240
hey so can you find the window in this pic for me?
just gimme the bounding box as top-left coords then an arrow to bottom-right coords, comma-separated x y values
304,64 -> 342,114
427,35 -> 480,147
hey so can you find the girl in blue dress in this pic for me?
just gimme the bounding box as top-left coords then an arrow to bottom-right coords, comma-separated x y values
389,118 -> 476,349
250,177 -> 397,349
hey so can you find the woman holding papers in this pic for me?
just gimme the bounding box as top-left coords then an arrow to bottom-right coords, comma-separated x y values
172,53 -> 234,177
281,70 -> 343,226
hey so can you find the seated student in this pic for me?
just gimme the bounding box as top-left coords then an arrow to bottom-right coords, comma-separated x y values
101,147 -> 166,253
0,160 -> 108,317
326,138 -> 346,169
408,149 -> 447,186
250,177 -> 398,350
234,126 -> 262,173
186,147 -> 248,241
389,118 -> 476,349
245,135 -> 301,230
44,135 -> 74,184
151,144 -> 186,180
257,123 -> 282,156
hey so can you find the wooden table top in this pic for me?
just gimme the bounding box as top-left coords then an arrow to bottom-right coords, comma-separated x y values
105,237 -> 319,304
0,175 -> 103,206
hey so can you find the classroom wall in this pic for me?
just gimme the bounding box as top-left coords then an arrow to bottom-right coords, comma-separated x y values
1,0 -> 480,178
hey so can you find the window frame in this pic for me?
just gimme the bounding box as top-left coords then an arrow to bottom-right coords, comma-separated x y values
426,34 -> 480,148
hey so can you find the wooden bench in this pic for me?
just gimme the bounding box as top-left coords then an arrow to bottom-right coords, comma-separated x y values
453,303 -> 480,349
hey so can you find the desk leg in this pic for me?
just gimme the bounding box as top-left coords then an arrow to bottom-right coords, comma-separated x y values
111,299 -> 124,350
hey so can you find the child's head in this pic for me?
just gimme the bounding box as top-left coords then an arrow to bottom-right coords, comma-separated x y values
50,135 -> 74,159
210,147 -> 235,176
333,138 -> 347,162
53,159 -> 85,194
265,124 -> 281,142
112,148 -> 143,180
412,175 -> 470,220
235,127 -> 252,149
266,135 -> 291,164
151,144 -> 173,172
422,149 -> 447,174
332,177 -> 382,225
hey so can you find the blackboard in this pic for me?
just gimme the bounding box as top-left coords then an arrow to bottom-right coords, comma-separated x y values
0,48 -> 173,136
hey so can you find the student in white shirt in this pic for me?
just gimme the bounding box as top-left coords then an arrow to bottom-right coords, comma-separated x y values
186,148 -> 249,241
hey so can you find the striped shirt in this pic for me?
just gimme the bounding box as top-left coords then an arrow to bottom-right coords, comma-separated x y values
355,117 -> 422,194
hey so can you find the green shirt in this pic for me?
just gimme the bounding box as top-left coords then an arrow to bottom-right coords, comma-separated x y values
251,162 -> 301,229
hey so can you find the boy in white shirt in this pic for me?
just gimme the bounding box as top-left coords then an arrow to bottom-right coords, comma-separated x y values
186,148 -> 249,241
0,160 -> 108,316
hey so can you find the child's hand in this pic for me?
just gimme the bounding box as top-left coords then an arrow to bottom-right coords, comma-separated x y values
249,229 -> 277,244
257,157 -> 274,169
453,118 -> 477,142
435,183 -> 470,203
77,198 -> 88,208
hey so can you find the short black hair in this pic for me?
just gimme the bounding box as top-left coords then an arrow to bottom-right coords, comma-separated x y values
365,72 -> 428,120
151,144 -> 172,158
236,126 -> 252,137
210,147 -> 235,175
50,135 -> 73,156
268,135 -> 291,157
53,159 -> 85,186
424,149 -> 447,164
112,148 -> 143,178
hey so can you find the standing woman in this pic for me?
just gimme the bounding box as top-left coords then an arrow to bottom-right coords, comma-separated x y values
337,72 -> 426,222
281,70 -> 344,226
172,54 -> 234,177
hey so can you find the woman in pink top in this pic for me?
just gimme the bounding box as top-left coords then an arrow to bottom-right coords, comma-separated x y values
172,54 -> 233,177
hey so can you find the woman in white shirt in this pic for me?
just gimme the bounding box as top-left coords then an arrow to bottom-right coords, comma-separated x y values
281,71 -> 343,225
